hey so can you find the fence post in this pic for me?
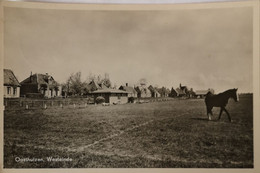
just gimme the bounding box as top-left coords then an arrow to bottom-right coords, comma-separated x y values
25,104 -> 29,110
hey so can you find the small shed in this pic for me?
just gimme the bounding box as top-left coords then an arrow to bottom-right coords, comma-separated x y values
92,88 -> 128,104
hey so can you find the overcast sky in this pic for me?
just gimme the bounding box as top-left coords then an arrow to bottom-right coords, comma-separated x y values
4,6 -> 253,93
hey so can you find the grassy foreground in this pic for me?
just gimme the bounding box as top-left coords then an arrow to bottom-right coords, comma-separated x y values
4,95 -> 253,168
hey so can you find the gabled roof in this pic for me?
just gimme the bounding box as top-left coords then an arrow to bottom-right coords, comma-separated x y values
135,85 -> 151,94
21,73 -> 57,84
4,69 -> 20,86
119,85 -> 137,94
176,88 -> 186,95
20,73 -> 59,88
92,88 -> 128,94
88,80 -> 101,91
99,83 -> 108,89
148,85 -> 160,94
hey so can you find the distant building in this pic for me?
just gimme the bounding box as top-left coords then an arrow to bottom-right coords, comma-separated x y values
175,88 -> 186,97
20,72 -> 61,98
175,83 -> 195,98
92,88 -> 128,104
156,87 -> 169,97
195,89 -> 215,98
4,69 -> 21,98
135,84 -> 152,98
169,87 -> 178,97
148,85 -> 161,98
119,83 -> 137,98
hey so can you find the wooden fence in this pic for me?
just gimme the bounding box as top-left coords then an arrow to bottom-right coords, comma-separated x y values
3,98 -> 94,110
3,97 -> 175,110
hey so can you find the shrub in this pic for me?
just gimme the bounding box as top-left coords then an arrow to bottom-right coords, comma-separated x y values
128,97 -> 135,103
96,96 -> 105,104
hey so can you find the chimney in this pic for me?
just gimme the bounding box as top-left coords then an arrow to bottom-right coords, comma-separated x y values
180,83 -> 181,88
126,83 -> 128,87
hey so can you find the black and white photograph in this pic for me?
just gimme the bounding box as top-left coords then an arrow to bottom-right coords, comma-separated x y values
1,0 -> 259,171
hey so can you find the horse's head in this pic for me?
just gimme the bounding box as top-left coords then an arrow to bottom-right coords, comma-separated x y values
231,88 -> 239,102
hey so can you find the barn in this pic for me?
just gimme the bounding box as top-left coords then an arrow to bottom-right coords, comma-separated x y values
92,88 -> 128,104
4,69 -> 21,98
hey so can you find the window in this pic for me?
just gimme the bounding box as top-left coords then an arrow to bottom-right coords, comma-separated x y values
7,87 -> 11,95
13,87 -> 17,95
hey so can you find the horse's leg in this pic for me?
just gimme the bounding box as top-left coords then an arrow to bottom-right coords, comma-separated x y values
223,107 -> 232,122
218,107 -> 223,120
207,106 -> 212,120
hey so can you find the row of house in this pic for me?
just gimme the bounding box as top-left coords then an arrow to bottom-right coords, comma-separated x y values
3,69 -> 214,104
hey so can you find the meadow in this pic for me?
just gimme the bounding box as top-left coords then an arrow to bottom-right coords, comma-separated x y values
4,95 -> 253,168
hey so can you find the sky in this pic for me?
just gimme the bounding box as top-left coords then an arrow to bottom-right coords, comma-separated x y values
4,6 -> 253,93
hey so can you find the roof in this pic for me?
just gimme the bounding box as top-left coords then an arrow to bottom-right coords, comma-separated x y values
92,88 -> 128,94
148,85 -> 160,94
195,90 -> 209,95
20,73 -> 59,87
4,69 -> 20,86
88,80 -> 101,91
119,85 -> 137,94
176,88 -> 186,95
99,83 -> 108,89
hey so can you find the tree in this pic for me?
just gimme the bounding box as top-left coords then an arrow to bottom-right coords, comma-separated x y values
87,72 -> 112,88
138,78 -> 148,86
101,73 -> 112,88
63,71 -> 84,96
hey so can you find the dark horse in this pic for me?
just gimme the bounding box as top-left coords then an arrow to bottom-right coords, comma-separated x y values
205,88 -> 239,122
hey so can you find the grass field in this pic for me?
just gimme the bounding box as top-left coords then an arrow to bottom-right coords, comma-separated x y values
4,95 -> 253,168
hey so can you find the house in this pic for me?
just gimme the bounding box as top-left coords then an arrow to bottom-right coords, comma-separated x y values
20,72 -> 61,98
175,83 -> 195,98
4,69 -> 21,98
92,88 -> 128,104
119,83 -> 137,98
135,83 -> 152,98
169,87 -> 178,97
148,85 -> 161,98
179,83 -> 189,94
175,88 -> 186,97
195,89 -> 215,98
156,87 -> 169,97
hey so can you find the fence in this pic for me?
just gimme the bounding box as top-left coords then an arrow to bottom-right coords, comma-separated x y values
3,97 -> 176,110
3,97 -> 94,110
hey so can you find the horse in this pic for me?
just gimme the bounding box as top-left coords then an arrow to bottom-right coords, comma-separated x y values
205,88 -> 239,122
